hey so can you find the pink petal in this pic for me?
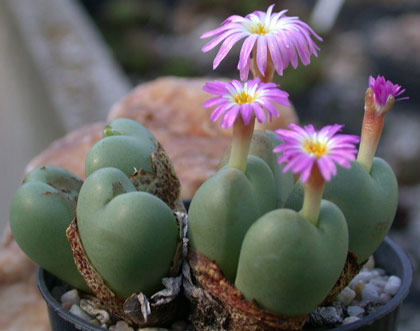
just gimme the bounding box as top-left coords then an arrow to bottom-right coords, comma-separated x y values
238,35 -> 258,70
256,36 -> 268,75
213,32 -> 248,69
221,107 -> 240,128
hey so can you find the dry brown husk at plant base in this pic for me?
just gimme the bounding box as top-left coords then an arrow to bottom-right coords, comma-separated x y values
184,248 -> 364,330
66,214 -> 184,327
184,248 -> 308,331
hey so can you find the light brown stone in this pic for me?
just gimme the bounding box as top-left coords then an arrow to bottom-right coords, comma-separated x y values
25,121 -> 106,178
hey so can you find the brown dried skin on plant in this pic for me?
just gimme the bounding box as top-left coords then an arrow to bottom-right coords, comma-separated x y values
168,214 -> 184,277
322,251 -> 362,305
187,249 -> 308,331
66,219 -> 132,323
123,292 -> 180,326
67,215 -> 184,327
130,142 -> 182,211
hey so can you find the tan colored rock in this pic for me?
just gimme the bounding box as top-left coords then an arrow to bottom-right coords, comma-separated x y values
26,122 -> 106,178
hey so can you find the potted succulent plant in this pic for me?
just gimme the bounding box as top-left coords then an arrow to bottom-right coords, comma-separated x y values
185,4 -> 411,331
11,118 -> 186,328
9,4 -> 412,331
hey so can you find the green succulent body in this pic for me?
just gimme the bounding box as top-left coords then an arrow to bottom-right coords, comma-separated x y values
86,118 -> 157,178
77,167 -> 179,299
220,130 -> 294,208
235,201 -> 348,316
188,155 -> 276,281
286,157 -> 398,263
10,166 -> 89,291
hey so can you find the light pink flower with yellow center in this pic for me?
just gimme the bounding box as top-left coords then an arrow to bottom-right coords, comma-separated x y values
203,78 -> 290,129
201,4 -> 322,80
274,124 -> 360,182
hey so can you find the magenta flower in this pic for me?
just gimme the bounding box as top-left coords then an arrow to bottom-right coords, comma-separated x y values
274,124 -> 360,182
201,4 -> 322,80
203,78 -> 290,129
369,75 -> 409,108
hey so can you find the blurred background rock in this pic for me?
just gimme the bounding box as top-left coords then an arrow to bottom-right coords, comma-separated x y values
0,0 -> 419,329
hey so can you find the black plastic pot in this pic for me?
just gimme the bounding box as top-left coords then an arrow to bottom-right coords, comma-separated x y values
37,236 -> 413,331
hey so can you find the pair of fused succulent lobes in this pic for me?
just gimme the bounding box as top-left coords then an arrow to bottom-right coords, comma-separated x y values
10,4 -> 407,329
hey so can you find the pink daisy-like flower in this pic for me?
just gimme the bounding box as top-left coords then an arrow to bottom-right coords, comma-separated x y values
203,78 -> 290,129
369,75 -> 409,107
274,124 -> 360,182
201,4 -> 322,80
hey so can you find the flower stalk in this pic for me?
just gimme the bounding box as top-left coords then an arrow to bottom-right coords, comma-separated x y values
251,50 -> 275,131
300,164 -> 325,225
357,89 -> 389,172
229,117 -> 256,172
251,48 -> 275,83
357,76 -> 408,172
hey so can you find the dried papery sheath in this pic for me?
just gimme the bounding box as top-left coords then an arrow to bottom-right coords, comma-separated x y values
201,4 -> 322,80
203,78 -> 290,129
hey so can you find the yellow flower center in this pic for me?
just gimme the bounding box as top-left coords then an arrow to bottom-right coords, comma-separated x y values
234,91 -> 256,105
251,23 -> 268,35
304,139 -> 328,157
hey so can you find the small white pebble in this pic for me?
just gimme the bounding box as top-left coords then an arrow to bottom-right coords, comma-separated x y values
113,321 -> 134,331
69,304 -> 91,322
384,276 -> 401,296
373,268 -> 386,276
368,278 -> 387,289
60,289 -> 80,310
347,305 -> 365,317
378,293 -> 392,304
343,316 -> 360,325
379,276 -> 390,282
363,256 -> 375,270
350,271 -> 376,289
336,287 -> 356,305
362,284 -> 381,303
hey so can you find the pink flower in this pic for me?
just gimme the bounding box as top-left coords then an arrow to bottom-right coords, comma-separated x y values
201,4 -> 322,80
369,75 -> 408,107
274,124 -> 360,182
203,78 -> 290,129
